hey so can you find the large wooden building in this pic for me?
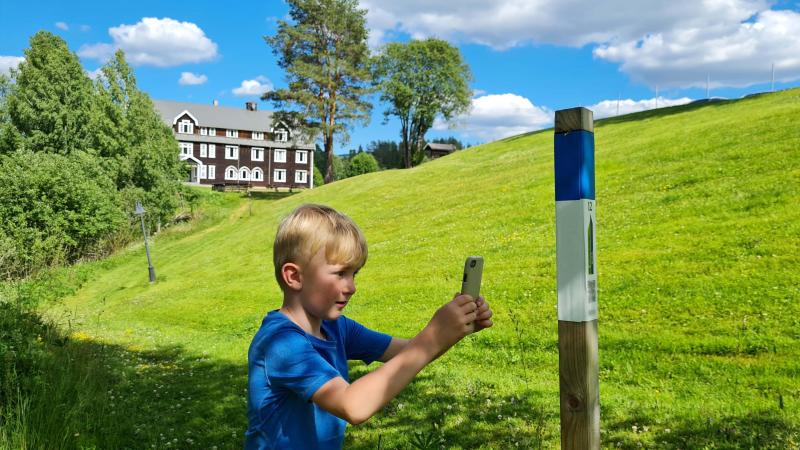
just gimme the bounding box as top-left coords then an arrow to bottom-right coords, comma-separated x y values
153,100 -> 315,189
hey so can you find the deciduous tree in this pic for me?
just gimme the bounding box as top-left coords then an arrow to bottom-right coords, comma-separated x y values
7,31 -> 94,155
373,39 -> 472,168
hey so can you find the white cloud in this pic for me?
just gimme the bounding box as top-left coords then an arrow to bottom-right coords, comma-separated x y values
233,76 -> 273,97
179,72 -> 208,85
361,1 -> 800,88
588,97 -> 694,119
437,93 -> 552,141
80,25 -> 91,32
0,56 -> 24,76
361,0 -> 767,49
78,17 -> 218,67
55,22 -> 69,31
594,9 -> 800,88
86,68 -> 104,81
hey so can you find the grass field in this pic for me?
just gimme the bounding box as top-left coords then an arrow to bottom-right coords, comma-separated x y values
5,89 -> 800,449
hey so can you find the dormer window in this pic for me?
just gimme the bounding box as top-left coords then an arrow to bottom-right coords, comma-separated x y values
226,129 -> 239,138
274,130 -> 288,142
252,131 -> 264,140
178,119 -> 194,134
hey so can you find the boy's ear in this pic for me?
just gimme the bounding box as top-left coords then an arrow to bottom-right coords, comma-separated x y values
281,262 -> 303,291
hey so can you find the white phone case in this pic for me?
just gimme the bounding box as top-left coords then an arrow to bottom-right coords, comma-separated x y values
460,256 -> 484,300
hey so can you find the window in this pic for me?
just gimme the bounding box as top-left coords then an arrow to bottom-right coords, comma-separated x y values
225,145 -> 239,160
207,165 -> 216,180
274,130 -> 288,142
200,127 -> 208,136
200,165 -> 208,179
225,166 -> 238,180
274,169 -> 286,183
295,150 -> 308,164
226,129 -> 238,138
179,142 -> 193,156
252,131 -> 264,140
200,143 -> 208,158
208,144 -> 216,158
252,147 -> 264,162
239,167 -> 251,181
274,149 -> 286,163
252,168 -> 263,181
178,119 -> 194,134
208,128 -> 216,136
295,170 -> 308,184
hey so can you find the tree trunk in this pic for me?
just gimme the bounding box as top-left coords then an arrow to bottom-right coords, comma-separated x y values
401,117 -> 411,169
324,132 -> 334,183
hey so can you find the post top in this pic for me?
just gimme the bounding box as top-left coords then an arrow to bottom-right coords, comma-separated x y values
555,107 -> 594,134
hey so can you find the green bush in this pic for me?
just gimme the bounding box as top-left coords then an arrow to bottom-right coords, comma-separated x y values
0,150 -> 124,279
346,151 -> 379,177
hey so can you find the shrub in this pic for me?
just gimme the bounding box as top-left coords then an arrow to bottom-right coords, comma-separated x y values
0,150 -> 124,279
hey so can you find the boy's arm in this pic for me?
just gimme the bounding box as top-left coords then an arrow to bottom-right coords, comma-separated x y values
312,295 -> 479,425
377,337 -> 410,363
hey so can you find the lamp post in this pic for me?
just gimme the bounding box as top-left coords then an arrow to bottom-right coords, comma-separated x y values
134,201 -> 156,283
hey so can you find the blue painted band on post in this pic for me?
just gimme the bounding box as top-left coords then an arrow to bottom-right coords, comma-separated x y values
554,130 -> 595,201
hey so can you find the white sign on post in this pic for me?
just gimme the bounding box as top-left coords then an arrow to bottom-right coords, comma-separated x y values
556,199 -> 597,322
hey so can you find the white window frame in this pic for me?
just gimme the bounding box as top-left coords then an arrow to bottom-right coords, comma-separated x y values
273,169 -> 286,183
178,119 -> 194,134
200,165 -> 208,179
295,150 -> 308,164
295,170 -> 308,184
252,167 -> 263,181
225,145 -> 239,160
200,143 -> 208,158
226,129 -> 238,138
252,147 -> 264,162
274,130 -> 288,142
208,127 -> 216,136
200,127 -> 208,136
179,142 -> 193,156
225,166 -> 238,181
208,144 -> 216,158
274,149 -> 286,163
207,165 -> 216,180
239,167 -> 251,181
252,131 -> 264,140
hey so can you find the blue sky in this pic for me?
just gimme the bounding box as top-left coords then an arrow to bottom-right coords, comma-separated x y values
2,0 -> 800,153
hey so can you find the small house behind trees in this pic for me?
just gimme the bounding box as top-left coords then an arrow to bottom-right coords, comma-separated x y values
424,143 -> 457,159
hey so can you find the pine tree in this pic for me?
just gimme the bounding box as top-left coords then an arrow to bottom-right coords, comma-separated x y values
264,0 -> 373,183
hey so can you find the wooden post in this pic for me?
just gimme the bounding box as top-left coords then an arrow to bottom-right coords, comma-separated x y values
554,107 -> 599,450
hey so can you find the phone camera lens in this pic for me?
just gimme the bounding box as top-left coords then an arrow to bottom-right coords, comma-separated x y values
470,260 -> 476,268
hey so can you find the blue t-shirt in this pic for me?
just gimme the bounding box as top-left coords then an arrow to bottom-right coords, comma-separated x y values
245,310 -> 393,450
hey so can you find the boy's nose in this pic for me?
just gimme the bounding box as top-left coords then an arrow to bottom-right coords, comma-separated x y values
343,278 -> 356,295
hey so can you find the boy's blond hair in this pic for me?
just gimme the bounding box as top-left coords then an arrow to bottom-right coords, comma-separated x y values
273,204 -> 367,290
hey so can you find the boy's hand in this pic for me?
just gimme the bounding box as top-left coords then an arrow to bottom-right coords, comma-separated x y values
421,294 -> 478,356
473,296 -> 494,332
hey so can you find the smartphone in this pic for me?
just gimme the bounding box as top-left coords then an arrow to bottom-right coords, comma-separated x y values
460,256 -> 484,300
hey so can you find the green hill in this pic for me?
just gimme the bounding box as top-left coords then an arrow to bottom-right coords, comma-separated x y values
39,89 -> 800,449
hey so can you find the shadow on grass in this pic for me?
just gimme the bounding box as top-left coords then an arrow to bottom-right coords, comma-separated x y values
1,305 -> 248,449
246,191 -> 298,201
344,365 -> 557,449
606,411 -> 799,449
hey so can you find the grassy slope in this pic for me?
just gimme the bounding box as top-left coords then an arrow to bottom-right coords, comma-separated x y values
48,90 -> 800,449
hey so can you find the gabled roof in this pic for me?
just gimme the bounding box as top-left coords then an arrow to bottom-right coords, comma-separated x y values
425,143 -> 457,152
153,100 -> 279,133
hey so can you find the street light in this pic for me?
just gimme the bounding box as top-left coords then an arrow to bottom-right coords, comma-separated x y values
134,201 -> 156,283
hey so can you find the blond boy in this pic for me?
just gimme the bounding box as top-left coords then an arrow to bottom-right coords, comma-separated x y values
245,204 -> 493,449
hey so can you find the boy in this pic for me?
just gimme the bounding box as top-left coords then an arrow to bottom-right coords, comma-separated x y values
245,204 -> 493,449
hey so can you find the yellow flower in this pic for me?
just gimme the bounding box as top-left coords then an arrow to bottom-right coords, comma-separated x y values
72,331 -> 92,342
